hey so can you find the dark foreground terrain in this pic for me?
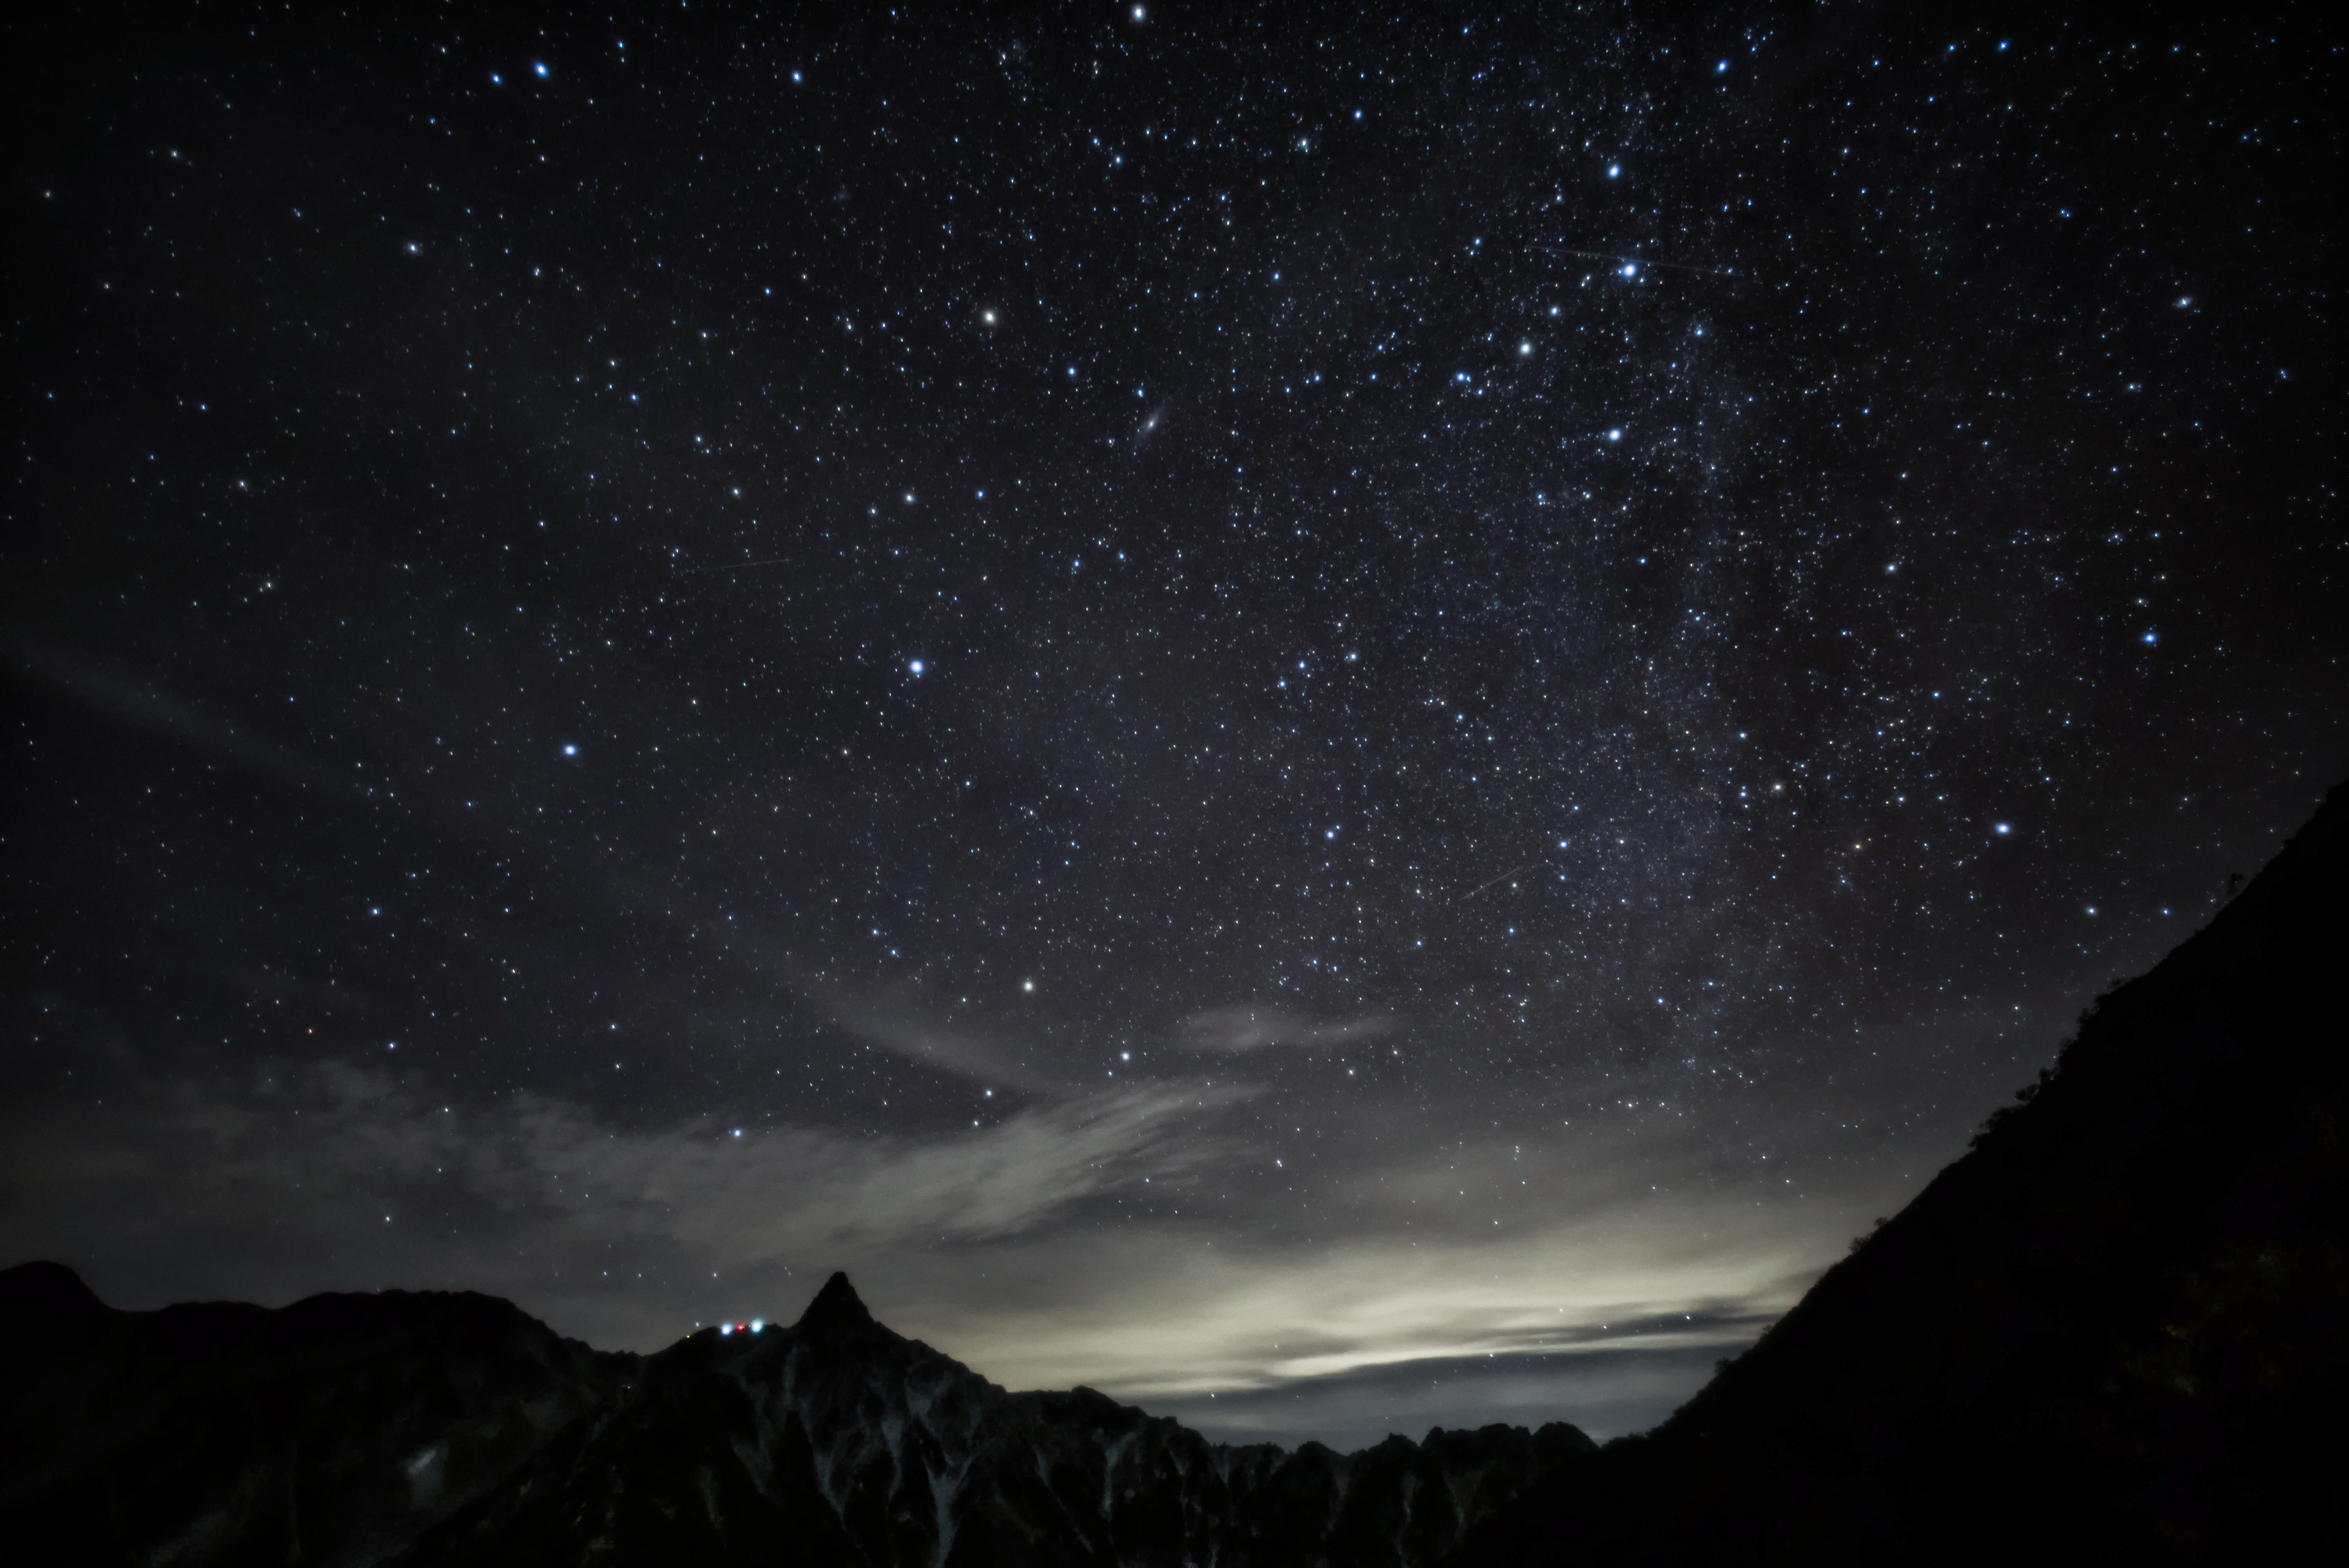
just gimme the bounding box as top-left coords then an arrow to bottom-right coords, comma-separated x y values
8,783 -> 2342,1566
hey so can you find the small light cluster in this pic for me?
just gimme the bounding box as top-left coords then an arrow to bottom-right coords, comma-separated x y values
716,1319 -> 766,1336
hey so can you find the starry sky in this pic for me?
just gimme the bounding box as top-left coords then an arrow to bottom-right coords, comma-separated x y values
5,3 -> 2341,1448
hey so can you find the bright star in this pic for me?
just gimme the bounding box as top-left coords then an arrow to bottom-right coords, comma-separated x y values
909,660 -> 924,675
563,743 -> 577,755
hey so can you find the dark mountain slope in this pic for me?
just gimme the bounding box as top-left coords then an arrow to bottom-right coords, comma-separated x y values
0,1261 -> 1589,1566
1466,782 -> 2349,1565
0,1260 -> 633,1567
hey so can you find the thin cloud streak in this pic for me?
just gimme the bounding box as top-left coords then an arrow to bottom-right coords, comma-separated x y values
6,634 -> 364,801
1179,1005 -> 1394,1053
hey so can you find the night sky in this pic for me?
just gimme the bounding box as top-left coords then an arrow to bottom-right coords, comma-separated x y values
5,3 -> 2341,1448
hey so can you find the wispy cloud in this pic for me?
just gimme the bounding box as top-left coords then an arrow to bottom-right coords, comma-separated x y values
0,1058 -> 1251,1343
788,968 -> 1068,1093
484,1080 -> 1248,1257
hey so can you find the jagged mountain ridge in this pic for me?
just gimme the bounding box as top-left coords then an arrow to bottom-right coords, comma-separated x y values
1463,780 -> 2349,1564
0,1259 -> 1590,1566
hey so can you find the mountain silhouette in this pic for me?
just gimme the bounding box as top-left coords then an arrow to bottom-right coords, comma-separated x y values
9,782 -> 2342,1564
1465,780 -> 2349,1564
0,1261 -> 1588,1566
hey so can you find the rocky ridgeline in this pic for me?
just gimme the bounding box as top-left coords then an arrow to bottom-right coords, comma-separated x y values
0,1261 -> 1590,1566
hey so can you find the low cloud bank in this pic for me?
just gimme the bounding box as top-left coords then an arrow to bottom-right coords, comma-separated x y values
901,1213 -> 1818,1406
0,1048 -> 1880,1441
1148,1343 -> 1738,1449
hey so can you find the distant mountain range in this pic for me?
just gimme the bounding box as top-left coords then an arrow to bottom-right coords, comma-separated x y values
8,782 -> 2342,1566
0,1259 -> 1586,1566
